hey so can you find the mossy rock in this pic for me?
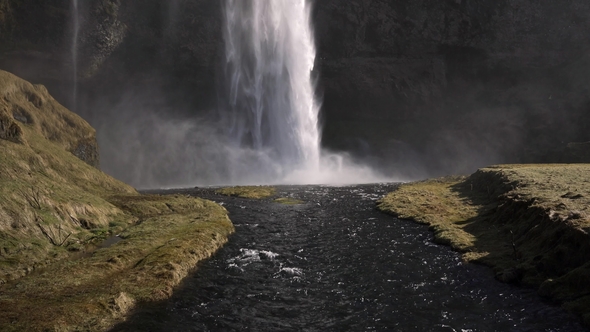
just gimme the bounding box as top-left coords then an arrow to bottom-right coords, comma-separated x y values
216,186 -> 276,199
274,197 -> 304,205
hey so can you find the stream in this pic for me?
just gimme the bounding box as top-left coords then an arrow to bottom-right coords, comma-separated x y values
111,184 -> 585,331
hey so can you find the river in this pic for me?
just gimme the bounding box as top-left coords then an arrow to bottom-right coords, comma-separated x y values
111,184 -> 585,331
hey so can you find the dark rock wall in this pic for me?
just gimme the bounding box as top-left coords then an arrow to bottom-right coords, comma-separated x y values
0,1 -> 70,94
1,0 -> 589,182
314,0 -> 590,177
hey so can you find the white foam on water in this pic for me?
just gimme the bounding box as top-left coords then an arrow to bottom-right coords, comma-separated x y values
278,266 -> 303,277
227,248 -> 280,267
260,250 -> 279,260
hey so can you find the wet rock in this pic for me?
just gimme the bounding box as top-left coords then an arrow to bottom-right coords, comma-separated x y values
79,0 -> 127,78
313,0 -> 590,171
566,142 -> 590,162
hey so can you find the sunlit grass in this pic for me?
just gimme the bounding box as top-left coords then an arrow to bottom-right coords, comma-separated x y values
274,197 -> 304,205
0,71 -> 235,331
378,164 -> 590,327
0,194 -> 234,332
216,185 -> 276,199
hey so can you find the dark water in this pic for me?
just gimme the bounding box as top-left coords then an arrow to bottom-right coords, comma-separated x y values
112,184 -> 585,332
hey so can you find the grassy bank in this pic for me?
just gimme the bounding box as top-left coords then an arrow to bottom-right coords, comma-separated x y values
216,186 -> 306,205
216,186 -> 276,199
377,164 -> 590,326
0,194 -> 234,332
0,70 -> 235,331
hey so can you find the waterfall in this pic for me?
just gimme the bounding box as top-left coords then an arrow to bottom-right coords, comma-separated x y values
71,0 -> 79,112
223,0 -> 321,181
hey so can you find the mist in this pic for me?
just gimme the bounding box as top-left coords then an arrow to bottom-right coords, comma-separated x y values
89,87 -> 390,189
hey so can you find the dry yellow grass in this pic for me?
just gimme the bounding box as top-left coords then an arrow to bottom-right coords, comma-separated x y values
0,70 -> 235,331
274,197 -> 304,205
216,185 -> 276,199
0,194 -> 234,332
377,165 -> 590,326
0,70 -> 136,282
377,176 -> 511,262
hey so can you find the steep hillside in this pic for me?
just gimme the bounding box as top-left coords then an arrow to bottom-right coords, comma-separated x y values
0,70 -> 234,331
0,69 -> 136,281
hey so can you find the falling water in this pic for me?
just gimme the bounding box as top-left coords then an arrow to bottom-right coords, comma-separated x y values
223,0 -> 321,181
71,0 -> 79,112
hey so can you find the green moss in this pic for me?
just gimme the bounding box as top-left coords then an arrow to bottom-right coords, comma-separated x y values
216,186 -> 276,199
274,197 -> 304,205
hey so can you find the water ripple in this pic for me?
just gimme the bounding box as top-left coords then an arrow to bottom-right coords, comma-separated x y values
112,185 -> 586,332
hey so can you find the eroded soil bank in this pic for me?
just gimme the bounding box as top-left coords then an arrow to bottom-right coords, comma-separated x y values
377,164 -> 590,326
0,194 -> 234,332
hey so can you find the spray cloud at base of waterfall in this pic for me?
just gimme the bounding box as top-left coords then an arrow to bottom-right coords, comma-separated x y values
92,89 -> 395,189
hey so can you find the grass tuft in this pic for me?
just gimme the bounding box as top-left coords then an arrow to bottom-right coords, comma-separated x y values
274,197 -> 304,205
216,186 -> 276,199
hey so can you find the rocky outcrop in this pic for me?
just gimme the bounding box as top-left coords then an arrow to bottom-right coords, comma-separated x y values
0,70 -> 100,166
79,0 -> 127,79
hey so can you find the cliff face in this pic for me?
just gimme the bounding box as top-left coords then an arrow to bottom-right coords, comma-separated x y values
1,0 -> 589,183
314,0 -> 590,177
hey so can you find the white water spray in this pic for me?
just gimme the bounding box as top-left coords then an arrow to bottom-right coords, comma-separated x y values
71,0 -> 80,112
223,0 -> 321,181
222,0 -> 387,184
